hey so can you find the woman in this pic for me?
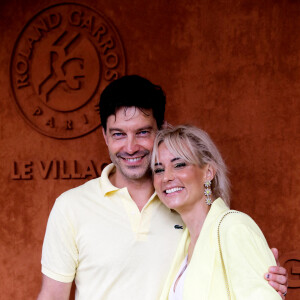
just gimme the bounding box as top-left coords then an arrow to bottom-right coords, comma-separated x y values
151,125 -> 282,300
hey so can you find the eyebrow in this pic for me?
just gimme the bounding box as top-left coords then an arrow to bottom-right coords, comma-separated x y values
108,126 -> 154,134
108,128 -> 124,134
171,157 -> 181,162
137,126 -> 154,131
154,157 -> 181,166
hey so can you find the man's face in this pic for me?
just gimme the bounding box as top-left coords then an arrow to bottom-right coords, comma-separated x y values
103,107 -> 158,181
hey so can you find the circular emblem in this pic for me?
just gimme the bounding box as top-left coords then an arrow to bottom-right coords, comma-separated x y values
10,3 -> 126,139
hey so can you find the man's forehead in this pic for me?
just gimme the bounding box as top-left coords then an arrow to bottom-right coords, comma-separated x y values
116,106 -> 153,119
107,106 -> 154,124
104,106 -> 158,134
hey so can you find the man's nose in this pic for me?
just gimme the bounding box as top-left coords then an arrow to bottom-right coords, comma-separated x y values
125,136 -> 139,154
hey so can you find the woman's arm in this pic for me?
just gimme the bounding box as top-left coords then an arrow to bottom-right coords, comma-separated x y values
221,214 -> 282,300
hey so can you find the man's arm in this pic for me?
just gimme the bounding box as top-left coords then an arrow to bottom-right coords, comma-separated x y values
37,275 -> 72,300
265,248 -> 288,299
39,194 -> 78,299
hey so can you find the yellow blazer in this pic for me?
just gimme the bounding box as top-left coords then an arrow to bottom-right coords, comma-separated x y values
160,198 -> 281,300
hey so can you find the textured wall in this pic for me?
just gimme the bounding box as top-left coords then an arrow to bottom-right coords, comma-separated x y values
0,0 -> 299,299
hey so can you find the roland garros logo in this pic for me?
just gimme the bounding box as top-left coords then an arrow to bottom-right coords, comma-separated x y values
10,3 -> 126,139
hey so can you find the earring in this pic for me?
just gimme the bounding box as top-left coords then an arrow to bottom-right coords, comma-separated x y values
204,180 -> 212,205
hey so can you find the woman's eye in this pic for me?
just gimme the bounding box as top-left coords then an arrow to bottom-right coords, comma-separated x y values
175,162 -> 187,168
154,168 -> 164,174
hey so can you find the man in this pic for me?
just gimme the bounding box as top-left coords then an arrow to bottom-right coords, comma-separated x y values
38,75 -> 288,299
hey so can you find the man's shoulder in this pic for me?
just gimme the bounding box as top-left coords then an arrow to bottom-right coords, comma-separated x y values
56,177 -> 102,206
53,164 -> 116,210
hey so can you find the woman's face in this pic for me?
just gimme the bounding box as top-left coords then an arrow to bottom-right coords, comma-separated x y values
153,142 -> 209,213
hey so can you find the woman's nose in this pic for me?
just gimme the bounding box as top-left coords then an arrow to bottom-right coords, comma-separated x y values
163,168 -> 174,182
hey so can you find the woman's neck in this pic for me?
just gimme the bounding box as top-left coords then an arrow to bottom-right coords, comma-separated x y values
179,198 -> 212,263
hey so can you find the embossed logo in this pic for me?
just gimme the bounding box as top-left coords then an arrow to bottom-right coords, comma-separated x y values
10,3 -> 126,139
280,251 -> 300,289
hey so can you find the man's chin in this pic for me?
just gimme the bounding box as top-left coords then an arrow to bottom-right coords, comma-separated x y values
123,171 -> 149,180
121,165 -> 151,180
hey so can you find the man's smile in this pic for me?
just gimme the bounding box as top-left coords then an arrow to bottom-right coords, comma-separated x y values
117,150 -> 150,165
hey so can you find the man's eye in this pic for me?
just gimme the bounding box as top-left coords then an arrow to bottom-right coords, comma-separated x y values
137,130 -> 150,136
112,132 -> 125,138
154,168 -> 164,174
175,162 -> 186,168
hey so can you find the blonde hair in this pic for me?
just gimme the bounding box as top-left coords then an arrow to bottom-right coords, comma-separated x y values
151,125 -> 231,206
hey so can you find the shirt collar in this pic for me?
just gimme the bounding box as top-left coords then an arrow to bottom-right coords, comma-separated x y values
99,163 -> 120,195
99,163 -> 160,205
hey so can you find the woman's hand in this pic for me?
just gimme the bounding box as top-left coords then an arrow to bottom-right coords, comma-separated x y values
264,248 -> 288,299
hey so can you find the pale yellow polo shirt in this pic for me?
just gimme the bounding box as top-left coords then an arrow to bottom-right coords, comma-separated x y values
41,164 -> 184,300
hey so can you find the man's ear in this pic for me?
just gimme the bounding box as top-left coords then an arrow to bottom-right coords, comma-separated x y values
162,120 -> 170,129
205,164 -> 216,182
102,127 -> 108,145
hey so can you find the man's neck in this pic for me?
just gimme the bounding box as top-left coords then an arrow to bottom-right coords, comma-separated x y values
109,171 -> 155,211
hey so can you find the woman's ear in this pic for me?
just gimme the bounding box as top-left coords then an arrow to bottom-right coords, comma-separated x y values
205,164 -> 216,182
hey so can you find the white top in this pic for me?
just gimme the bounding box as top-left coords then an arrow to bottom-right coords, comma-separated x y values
168,255 -> 188,300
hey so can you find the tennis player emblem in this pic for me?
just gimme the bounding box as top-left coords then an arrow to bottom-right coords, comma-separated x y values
11,3 -> 126,139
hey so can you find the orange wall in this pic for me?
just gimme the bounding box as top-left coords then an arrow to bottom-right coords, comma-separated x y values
0,0 -> 299,298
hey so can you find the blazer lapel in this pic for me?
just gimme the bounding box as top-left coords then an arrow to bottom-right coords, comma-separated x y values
184,198 -> 229,299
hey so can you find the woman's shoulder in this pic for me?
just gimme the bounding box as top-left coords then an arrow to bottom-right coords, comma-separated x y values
219,209 -> 265,238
